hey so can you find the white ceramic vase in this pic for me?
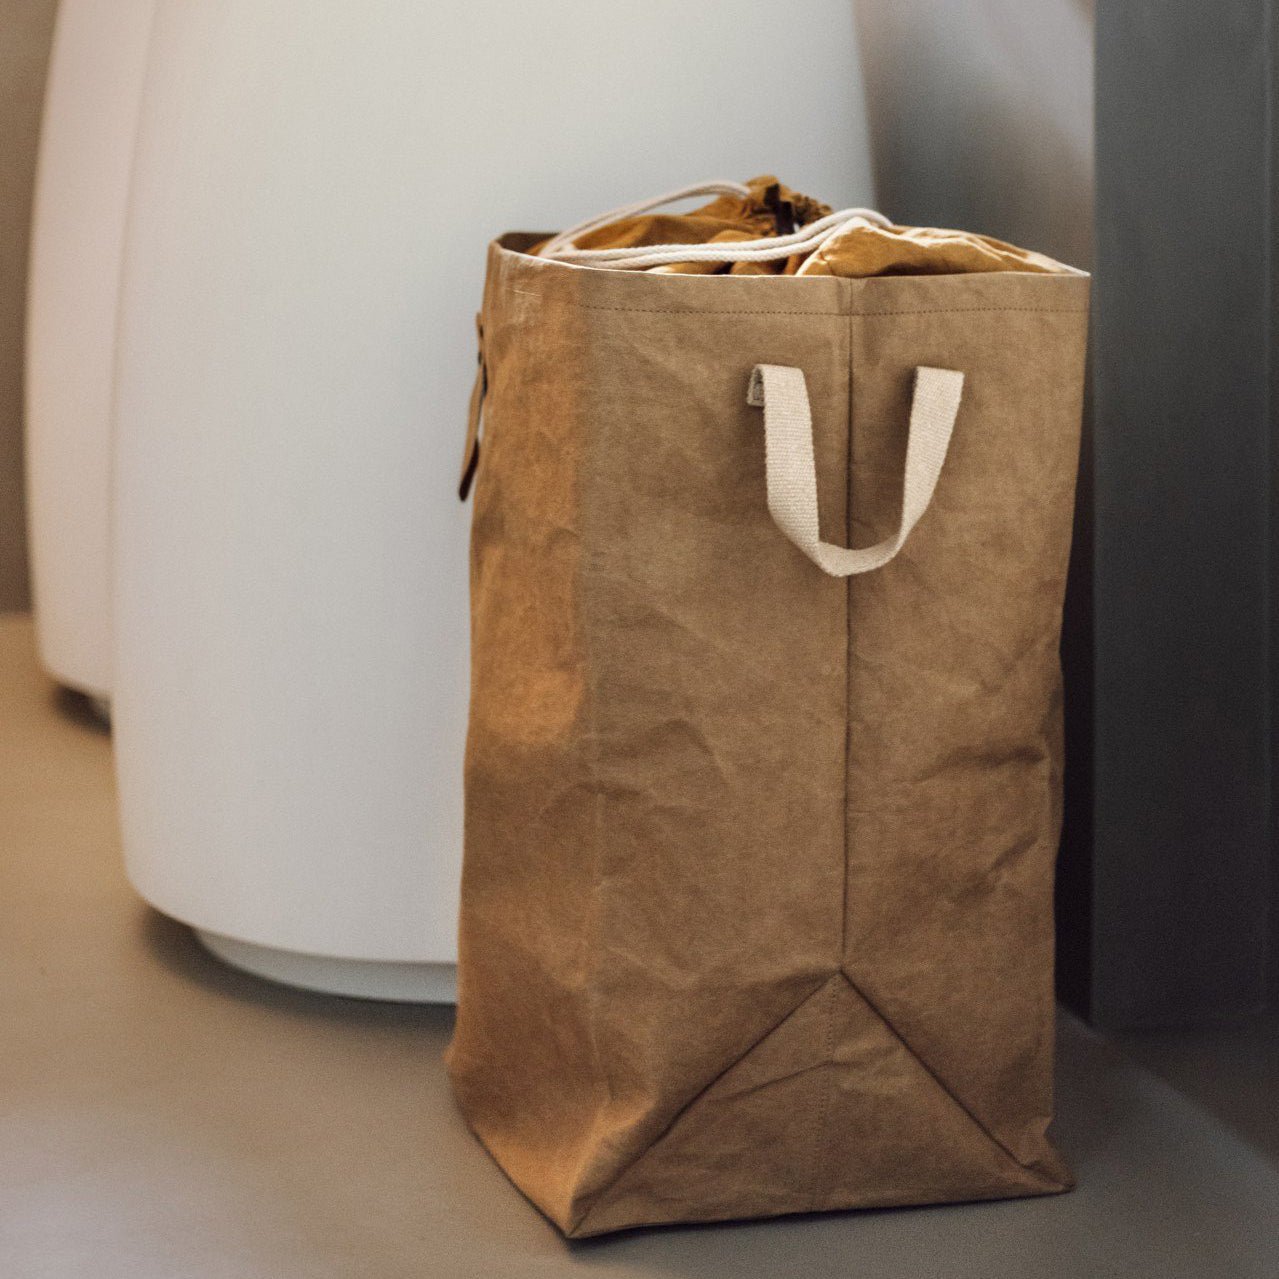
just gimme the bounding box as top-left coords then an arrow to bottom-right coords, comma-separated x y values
112,0 -> 875,1000
25,0 -> 155,706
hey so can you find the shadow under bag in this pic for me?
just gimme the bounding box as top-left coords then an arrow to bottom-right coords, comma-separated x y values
449,183 -> 1090,1237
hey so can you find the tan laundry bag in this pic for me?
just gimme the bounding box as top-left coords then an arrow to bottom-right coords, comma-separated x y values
448,180 -> 1090,1237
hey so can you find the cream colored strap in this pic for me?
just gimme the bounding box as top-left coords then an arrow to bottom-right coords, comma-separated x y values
539,180 -> 891,270
747,364 -> 964,576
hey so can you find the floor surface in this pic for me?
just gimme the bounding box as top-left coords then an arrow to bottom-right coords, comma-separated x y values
1,613 -> 1276,1278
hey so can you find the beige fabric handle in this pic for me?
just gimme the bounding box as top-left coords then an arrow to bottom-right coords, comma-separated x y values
747,363 -> 964,576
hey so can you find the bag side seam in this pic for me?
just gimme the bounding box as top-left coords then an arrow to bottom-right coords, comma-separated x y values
808,302 -> 857,1199
577,274 -> 619,1222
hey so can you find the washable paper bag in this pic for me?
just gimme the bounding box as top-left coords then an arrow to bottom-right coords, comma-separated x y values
448,181 -> 1090,1237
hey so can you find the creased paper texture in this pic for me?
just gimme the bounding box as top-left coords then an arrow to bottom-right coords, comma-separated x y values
449,219 -> 1089,1236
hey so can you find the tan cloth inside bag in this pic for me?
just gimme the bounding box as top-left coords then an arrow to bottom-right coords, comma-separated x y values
539,173 -> 1077,277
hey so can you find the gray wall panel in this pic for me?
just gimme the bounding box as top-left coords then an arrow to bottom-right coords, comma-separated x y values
1081,0 -> 1273,1026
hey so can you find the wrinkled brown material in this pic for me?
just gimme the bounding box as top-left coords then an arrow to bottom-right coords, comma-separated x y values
554,175 -> 1068,278
564,176 -> 831,275
449,202 -> 1090,1236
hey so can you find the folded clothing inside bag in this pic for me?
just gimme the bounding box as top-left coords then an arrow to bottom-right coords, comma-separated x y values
536,173 -> 1076,277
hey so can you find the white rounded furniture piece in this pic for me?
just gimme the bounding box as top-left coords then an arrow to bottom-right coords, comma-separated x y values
112,0 -> 876,1001
25,0 -> 155,709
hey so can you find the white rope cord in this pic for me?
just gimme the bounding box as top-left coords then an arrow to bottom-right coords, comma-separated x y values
747,363 -> 964,576
537,181 -> 750,260
538,181 -> 891,271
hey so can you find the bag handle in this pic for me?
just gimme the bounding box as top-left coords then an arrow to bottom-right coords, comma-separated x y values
458,314 -> 485,500
747,363 -> 964,576
539,180 -> 891,271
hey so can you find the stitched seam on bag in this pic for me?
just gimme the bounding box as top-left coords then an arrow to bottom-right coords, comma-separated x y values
569,974 -> 835,1234
579,294 -> 617,1211
810,307 -> 857,1200
836,970 -> 1059,1185
840,312 -> 855,967
809,981 -> 840,1202
575,305 -> 1087,317
844,304 -> 854,972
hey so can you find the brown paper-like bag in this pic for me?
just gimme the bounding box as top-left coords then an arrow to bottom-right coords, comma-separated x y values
448,183 -> 1089,1237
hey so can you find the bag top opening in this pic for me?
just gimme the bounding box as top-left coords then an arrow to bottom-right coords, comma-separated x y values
529,176 -> 1086,279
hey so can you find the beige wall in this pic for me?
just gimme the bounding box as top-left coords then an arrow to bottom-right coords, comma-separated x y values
0,0 -> 58,612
